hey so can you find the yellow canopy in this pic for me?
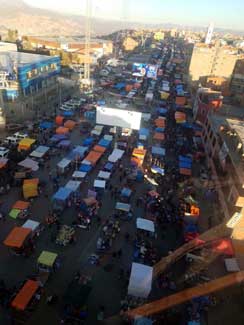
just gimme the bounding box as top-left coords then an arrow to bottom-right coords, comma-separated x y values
18,138 -> 36,151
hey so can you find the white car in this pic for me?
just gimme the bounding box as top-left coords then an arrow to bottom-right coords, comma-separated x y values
13,132 -> 28,140
59,105 -> 73,112
0,146 -> 9,157
4,136 -> 19,145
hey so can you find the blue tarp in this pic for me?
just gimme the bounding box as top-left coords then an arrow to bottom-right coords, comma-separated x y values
83,137 -> 94,146
97,100 -> 106,106
157,108 -> 167,115
114,82 -> 126,90
134,318 -> 153,325
98,139 -> 110,148
79,164 -> 92,172
151,165 -> 165,175
181,122 -> 193,129
155,127 -> 165,133
179,162 -> 192,169
39,121 -> 53,129
53,187 -> 72,201
121,188 -> 132,197
62,111 -> 74,117
104,162 -> 114,171
57,140 -> 71,148
179,155 -> 192,163
139,128 -> 149,137
152,146 -> 165,156
50,134 -> 67,142
69,146 -> 87,160
185,223 -> 198,233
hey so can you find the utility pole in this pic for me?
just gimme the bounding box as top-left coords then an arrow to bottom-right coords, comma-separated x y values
82,0 -> 92,90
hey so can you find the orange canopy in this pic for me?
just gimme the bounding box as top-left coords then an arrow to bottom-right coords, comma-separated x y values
155,118 -> 166,127
132,148 -> 147,158
180,168 -> 192,176
175,112 -> 186,120
56,127 -> 69,135
190,205 -> 200,216
85,151 -> 103,165
55,115 -> 64,126
23,178 -> 39,185
153,133 -> 165,141
11,280 -> 39,311
176,97 -> 186,106
131,156 -> 142,166
93,145 -> 106,154
64,120 -> 76,130
12,201 -> 30,210
4,227 -> 31,248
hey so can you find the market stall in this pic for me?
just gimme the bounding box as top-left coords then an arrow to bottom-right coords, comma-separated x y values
3,227 -> 32,255
18,138 -> 36,151
128,262 -> 153,298
11,280 -> 39,311
22,219 -> 41,237
56,127 -> 69,135
9,201 -> 30,220
57,158 -> 72,174
97,171 -> 111,180
29,146 -> 49,159
52,187 -> 73,212
18,158 -> 39,171
23,178 -> 39,199
72,171 -> 87,180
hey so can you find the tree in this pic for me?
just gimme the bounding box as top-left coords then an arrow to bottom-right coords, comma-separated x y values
6,29 -> 18,43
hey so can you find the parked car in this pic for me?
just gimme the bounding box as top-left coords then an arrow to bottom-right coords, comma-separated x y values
0,146 -> 9,158
13,132 -> 28,140
4,136 -> 19,145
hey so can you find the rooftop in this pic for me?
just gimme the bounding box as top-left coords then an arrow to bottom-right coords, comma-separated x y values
0,51 -> 57,69
28,36 -> 111,45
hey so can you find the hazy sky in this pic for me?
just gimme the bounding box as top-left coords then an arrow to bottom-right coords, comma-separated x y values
23,0 -> 244,30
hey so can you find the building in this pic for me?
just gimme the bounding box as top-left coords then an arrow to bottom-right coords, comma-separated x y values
189,43 -> 242,83
205,22 -> 214,45
0,51 -> 61,121
22,36 -> 113,64
230,59 -> 244,105
0,42 -> 17,52
123,37 -> 139,51
199,104 -> 244,223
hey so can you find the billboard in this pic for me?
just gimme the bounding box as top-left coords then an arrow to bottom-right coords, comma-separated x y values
96,106 -> 142,130
132,63 -> 158,79
132,63 -> 147,76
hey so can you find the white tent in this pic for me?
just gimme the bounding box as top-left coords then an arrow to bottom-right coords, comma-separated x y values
108,149 -> 124,163
72,171 -> 87,179
94,179 -> 106,189
128,263 -> 153,298
18,158 -> 39,171
65,180 -> 81,192
98,171 -> 111,180
57,158 -> 71,171
30,145 -> 49,158
104,134 -> 113,141
136,218 -> 155,233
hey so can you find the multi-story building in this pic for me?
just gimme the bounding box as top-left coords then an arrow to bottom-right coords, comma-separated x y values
230,59 -> 244,105
0,42 -> 17,52
0,51 -> 61,120
189,43 -> 242,83
123,37 -> 139,51
195,92 -> 244,222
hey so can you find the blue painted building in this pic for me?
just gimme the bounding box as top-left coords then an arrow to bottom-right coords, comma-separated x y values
0,51 -> 61,101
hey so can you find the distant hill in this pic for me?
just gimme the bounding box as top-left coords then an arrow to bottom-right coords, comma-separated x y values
0,0 -> 132,36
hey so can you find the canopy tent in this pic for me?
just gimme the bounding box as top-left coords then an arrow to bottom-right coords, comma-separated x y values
79,164 -> 92,173
103,134 -> 113,141
180,168 -> 192,176
0,158 -> 8,169
151,146 -> 165,156
155,117 -> 166,128
155,127 -> 164,133
11,280 -> 39,311
139,128 -> 149,137
4,227 -> 31,248
62,110 -> 74,117
18,138 -> 36,151
151,166 -> 165,176
128,263 -> 153,298
18,158 -> 39,171
136,218 -> 155,233
23,178 -> 39,199
64,120 -> 76,130
55,115 -> 64,125
50,134 -> 67,143
22,219 -> 40,232
9,209 -> 22,219
83,137 -> 94,147
157,107 -> 167,115
94,179 -> 106,189
57,158 -> 72,170
153,133 -> 165,141
30,145 -> 49,158
57,140 -> 71,148
93,145 -> 106,154
108,149 -> 125,163
141,113 -> 151,122
12,200 -> 30,210
121,188 -> 132,197
98,138 -> 111,148
175,96 -> 186,106
83,197 -> 97,206
39,121 -> 53,129
65,180 -> 81,192
98,171 -> 111,180
115,202 -> 130,212
179,161 -> 192,169
85,151 -> 103,165
53,187 -> 72,201
38,250 -> 58,267
175,111 -> 186,123
69,146 -> 88,160
104,162 -> 114,171
56,127 -> 69,135
72,171 -> 87,179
